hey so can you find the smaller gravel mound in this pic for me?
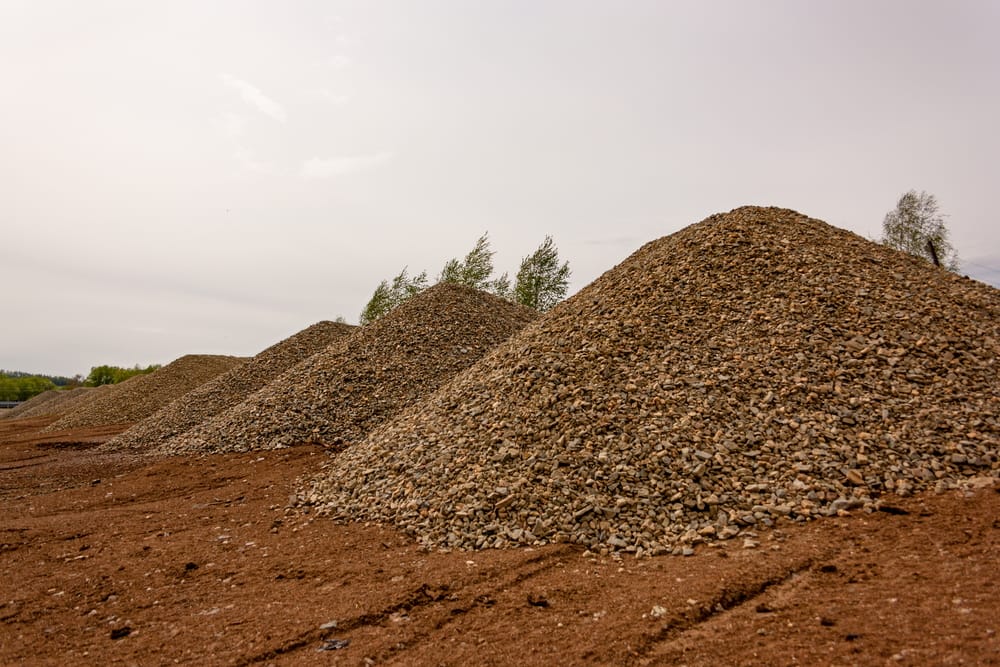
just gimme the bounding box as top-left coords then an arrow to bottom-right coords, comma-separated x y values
103,321 -> 356,452
161,283 -> 537,455
1,389 -> 62,419
43,355 -> 247,431
14,387 -> 97,419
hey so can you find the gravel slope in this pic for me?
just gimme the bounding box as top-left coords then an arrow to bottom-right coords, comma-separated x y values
43,355 -> 247,431
103,321 -> 355,452
303,206 -> 1000,555
1,389 -> 62,419
160,283 -> 537,455
13,387 -> 97,419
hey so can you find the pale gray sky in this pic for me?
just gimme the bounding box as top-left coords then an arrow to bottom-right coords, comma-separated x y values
3,1 -> 999,377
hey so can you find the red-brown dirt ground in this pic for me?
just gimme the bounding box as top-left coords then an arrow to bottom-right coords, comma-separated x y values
2,417 -> 998,666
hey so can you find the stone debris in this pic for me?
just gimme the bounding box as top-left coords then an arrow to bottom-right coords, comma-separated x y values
158,283 -> 537,456
1,389 -> 62,419
42,355 -> 247,432
12,386 -> 109,420
301,206 -> 1000,555
103,321 -> 355,452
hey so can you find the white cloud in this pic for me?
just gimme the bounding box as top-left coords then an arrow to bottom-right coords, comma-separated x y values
328,55 -> 353,69
216,112 -> 247,138
300,152 -> 394,179
309,88 -> 351,106
220,73 -> 287,123
233,147 -> 274,174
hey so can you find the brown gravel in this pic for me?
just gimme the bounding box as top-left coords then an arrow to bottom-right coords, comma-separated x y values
161,283 -> 537,456
42,355 -> 247,432
11,386 -> 97,420
0,389 -> 62,419
103,321 -> 356,453
303,206 -> 1000,555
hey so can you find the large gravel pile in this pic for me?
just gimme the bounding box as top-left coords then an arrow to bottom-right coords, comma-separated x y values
1,389 -> 62,419
103,321 -> 355,452
302,206 -> 1000,555
43,355 -> 247,431
160,283 -> 537,455
14,387 -> 97,419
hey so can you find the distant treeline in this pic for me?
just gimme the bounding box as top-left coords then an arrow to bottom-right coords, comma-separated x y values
0,369 -> 76,386
0,374 -> 59,401
0,364 -> 162,402
83,364 -> 161,387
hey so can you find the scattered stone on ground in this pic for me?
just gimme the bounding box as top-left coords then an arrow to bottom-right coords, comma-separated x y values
43,355 -> 247,432
302,206 -> 1000,555
160,283 -> 537,456
103,321 -> 356,452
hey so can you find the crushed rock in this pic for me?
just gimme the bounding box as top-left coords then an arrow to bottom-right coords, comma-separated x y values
1,389 -> 63,420
301,206 -> 1000,555
42,355 -> 247,432
103,321 -> 355,452
158,283 -> 537,456
13,387 -> 99,419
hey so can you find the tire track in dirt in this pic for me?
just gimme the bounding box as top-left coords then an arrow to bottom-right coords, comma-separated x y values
237,546 -> 576,665
623,556 -> 822,664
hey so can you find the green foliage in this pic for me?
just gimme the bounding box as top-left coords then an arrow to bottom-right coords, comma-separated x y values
438,233 -> 495,290
0,370 -> 76,386
359,267 -> 429,325
358,233 -> 571,324
881,190 -> 959,271
0,374 -> 57,401
84,364 -> 161,387
513,236 -> 571,311
490,271 -> 513,300
437,233 -> 514,298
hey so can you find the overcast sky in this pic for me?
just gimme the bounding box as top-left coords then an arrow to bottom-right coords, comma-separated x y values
3,1 -> 998,377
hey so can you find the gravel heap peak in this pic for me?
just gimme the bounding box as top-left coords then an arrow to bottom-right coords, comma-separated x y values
42,355 -> 247,432
302,206 -> 1000,556
103,321 -> 356,452
159,282 -> 538,456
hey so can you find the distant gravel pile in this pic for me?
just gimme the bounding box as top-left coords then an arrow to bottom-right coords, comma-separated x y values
303,206 -> 1000,556
1,389 -> 62,419
104,321 -> 355,452
15,387 -> 96,419
43,355 -> 247,431
161,283 -> 537,455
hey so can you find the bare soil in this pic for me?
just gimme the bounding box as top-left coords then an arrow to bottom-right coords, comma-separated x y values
2,418 -> 998,666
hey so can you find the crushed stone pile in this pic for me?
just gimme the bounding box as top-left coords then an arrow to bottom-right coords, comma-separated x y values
103,321 -> 356,452
1,389 -> 62,419
43,355 -> 247,432
14,387 -> 96,419
160,283 -> 537,456
302,206 -> 1000,556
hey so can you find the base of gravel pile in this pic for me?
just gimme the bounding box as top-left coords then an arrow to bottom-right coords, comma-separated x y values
103,321 -> 355,452
42,355 -> 247,432
158,283 -> 537,456
302,206 -> 1000,556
